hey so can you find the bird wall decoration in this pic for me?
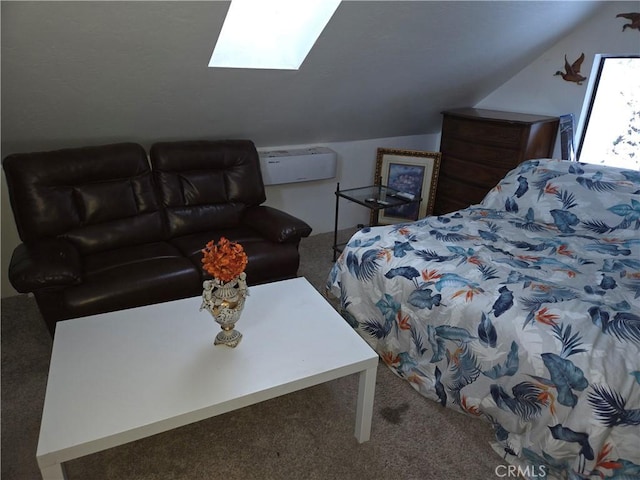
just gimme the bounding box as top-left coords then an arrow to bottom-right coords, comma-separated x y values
554,53 -> 587,85
616,12 -> 640,31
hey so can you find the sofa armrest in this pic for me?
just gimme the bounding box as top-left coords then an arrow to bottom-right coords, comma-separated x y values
9,238 -> 82,293
243,206 -> 312,243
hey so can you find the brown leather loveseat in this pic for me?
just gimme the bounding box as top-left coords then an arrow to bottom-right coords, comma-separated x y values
3,140 -> 312,335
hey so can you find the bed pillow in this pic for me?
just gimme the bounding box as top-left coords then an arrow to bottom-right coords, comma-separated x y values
480,158 -> 640,236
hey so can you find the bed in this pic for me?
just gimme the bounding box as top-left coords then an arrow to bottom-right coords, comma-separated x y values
327,158 -> 640,479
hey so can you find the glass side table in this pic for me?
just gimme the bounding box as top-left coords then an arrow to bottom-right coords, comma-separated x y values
332,183 -> 420,261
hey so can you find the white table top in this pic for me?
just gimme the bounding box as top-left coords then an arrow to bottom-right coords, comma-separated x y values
36,277 -> 378,467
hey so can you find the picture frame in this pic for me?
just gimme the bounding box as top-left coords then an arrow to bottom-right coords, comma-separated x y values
371,148 -> 442,225
559,113 -> 576,161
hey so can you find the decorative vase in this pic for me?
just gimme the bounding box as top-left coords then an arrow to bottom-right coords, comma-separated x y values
200,272 -> 249,348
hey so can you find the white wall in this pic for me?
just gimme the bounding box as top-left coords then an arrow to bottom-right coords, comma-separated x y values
476,1 -> 639,157
259,134 -> 440,234
0,133 -> 437,298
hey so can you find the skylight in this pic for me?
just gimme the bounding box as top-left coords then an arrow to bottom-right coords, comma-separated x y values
209,0 -> 341,70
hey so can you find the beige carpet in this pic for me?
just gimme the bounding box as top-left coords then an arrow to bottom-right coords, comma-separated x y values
1,230 -> 502,480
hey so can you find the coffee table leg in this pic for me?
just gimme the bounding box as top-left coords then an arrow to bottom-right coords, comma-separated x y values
354,363 -> 377,443
39,462 -> 67,480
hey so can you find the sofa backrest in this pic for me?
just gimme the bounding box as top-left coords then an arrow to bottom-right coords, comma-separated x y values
150,140 -> 267,237
3,143 -> 165,253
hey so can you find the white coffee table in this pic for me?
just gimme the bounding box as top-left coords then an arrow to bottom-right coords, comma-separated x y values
36,277 -> 378,479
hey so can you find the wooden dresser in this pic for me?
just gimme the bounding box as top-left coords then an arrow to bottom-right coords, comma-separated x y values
434,108 -> 559,215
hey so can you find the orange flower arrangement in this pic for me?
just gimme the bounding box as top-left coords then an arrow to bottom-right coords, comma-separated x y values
201,237 -> 248,283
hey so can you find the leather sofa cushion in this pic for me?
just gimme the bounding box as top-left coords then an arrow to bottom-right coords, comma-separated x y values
76,179 -> 139,224
170,229 -> 300,285
64,241 -> 202,318
240,241 -> 300,285
150,140 -> 267,237
163,204 -> 245,238
3,143 -> 164,254
63,212 -> 165,255
83,241 -> 187,276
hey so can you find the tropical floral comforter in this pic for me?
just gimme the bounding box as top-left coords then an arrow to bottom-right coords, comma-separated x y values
328,159 -> 640,479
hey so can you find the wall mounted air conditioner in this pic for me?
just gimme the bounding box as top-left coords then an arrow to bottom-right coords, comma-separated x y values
259,147 -> 337,186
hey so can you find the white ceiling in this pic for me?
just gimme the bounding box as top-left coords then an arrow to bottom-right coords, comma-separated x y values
1,1 -> 607,154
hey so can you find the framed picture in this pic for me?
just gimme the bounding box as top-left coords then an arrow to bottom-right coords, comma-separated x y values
372,148 -> 441,225
559,113 -> 576,161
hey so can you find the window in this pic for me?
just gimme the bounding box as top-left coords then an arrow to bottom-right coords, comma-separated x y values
576,54 -> 640,170
209,0 -> 341,70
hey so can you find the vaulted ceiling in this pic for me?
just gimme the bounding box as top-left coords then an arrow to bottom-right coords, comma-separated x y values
1,1 -> 607,154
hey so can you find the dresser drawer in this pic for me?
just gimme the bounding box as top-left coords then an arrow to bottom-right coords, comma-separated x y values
441,138 -> 522,169
433,194 -> 472,215
439,154 -> 516,190
442,116 -> 523,148
434,173 -> 493,213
